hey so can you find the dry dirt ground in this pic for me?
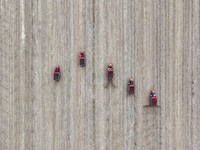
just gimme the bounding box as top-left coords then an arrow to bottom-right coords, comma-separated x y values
0,0 -> 200,150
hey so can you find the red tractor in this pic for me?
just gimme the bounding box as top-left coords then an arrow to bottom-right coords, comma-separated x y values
104,63 -> 116,88
53,66 -> 61,81
128,78 -> 135,95
144,90 -> 160,107
79,52 -> 85,67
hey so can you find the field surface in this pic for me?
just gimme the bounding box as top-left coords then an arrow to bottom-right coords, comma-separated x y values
0,0 -> 200,150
